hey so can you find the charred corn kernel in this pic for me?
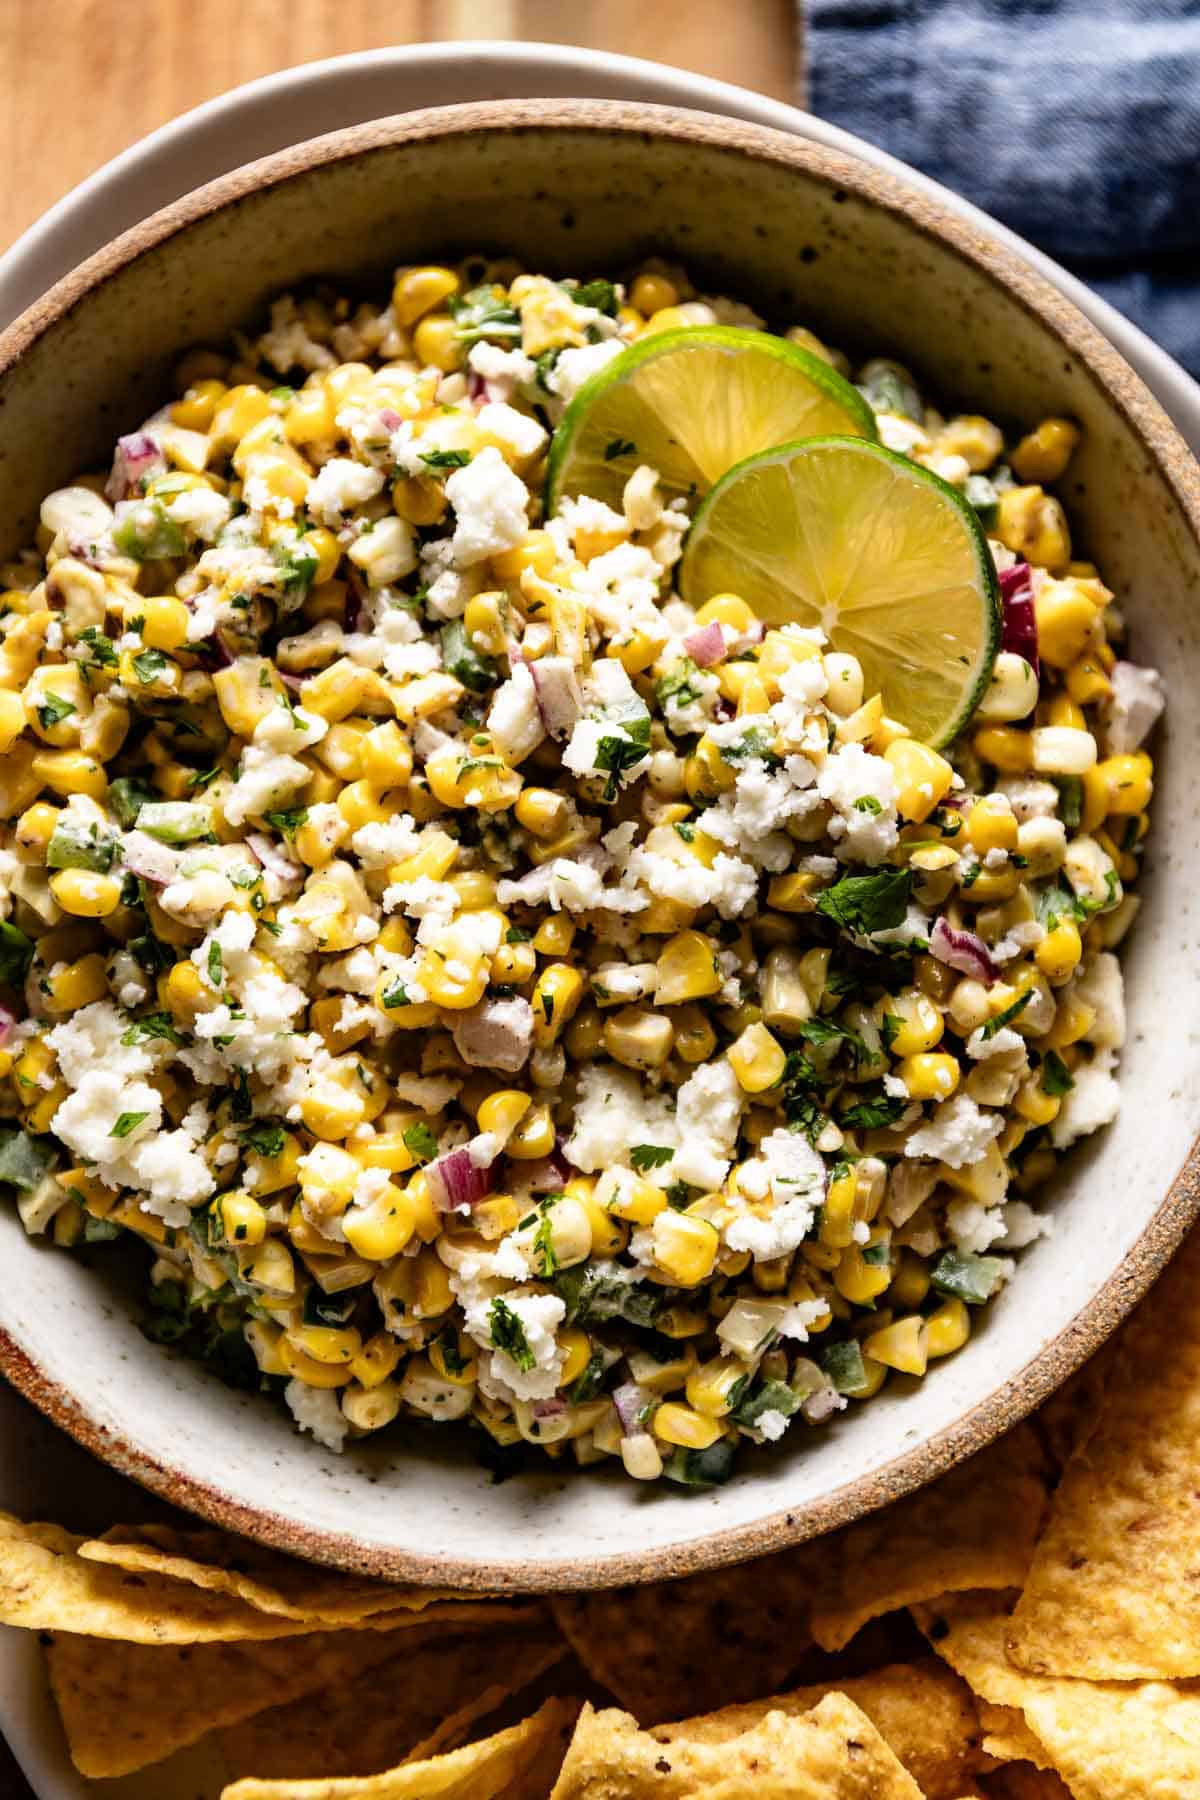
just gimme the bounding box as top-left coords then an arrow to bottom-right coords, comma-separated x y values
630,271 -> 680,315
207,1191 -> 267,1248
31,749 -> 106,799
648,1212 -> 720,1287
685,735 -> 737,800
491,940 -> 536,984
653,1402 -> 723,1450
43,954 -> 107,1013
514,786 -> 569,839
47,869 -> 122,917
603,1006 -> 675,1071
358,721 -> 413,787
393,265 -> 460,326
532,914 -> 575,956
556,1329 -> 592,1387
0,690 -> 28,753
532,962 -> 584,1046
476,1089 -> 532,1139
1014,1075 -> 1061,1125
277,1338 -> 353,1389
1035,920 -> 1083,983
834,1237 -> 892,1306
490,530 -> 557,581
973,725 -> 1032,774
864,1315 -> 928,1376
670,1003 -> 717,1065
883,738 -> 954,822
343,1183 -> 418,1260
889,1251 -> 931,1309
505,1103 -> 554,1160
966,795 -> 1019,855
1033,578 -> 1101,669
883,988 -> 944,1055
898,1051 -> 960,1100
996,486 -> 1072,574
686,1356 -> 752,1418
1065,655 -> 1113,706
1011,417 -> 1080,484
578,1184 -> 629,1256
598,1168 -> 667,1226
655,931 -> 721,1007
291,1324 -> 367,1360
389,830 -> 458,886
727,1021 -> 787,1093
138,596 -> 191,652
412,313 -> 463,372
1097,751 -> 1153,815
925,1297 -> 971,1358
428,1330 -> 478,1386
767,871 -> 819,913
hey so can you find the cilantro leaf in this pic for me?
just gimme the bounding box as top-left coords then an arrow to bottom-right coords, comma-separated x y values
839,1088 -> 907,1131
571,278 -> 619,315
37,692 -> 76,731
815,868 -> 914,937
242,1122 -> 286,1157
1040,1049 -> 1075,1097
132,647 -> 170,685
630,1144 -> 675,1173
420,448 -> 471,471
120,1012 -> 182,1047
0,921 -> 34,988
110,1111 -> 149,1139
380,980 -> 411,1009
263,808 -> 308,837
402,1122 -> 438,1163
981,989 -> 1033,1039
488,1296 -> 535,1371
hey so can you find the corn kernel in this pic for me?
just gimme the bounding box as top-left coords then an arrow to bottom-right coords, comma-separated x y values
834,1240 -> 892,1305
42,954 -> 108,1013
505,1103 -> 555,1160
343,1182 -> 419,1260
727,1021 -> 787,1093
1010,417 -> 1081,485
925,1297 -> 971,1358
646,1212 -> 720,1287
897,1051 -> 960,1100
973,726 -> 1032,774
686,1356 -> 752,1418
412,313 -> 463,373
863,1314 -> 928,1376
603,1006 -> 674,1071
393,265 -> 460,327
883,738 -> 954,823
655,930 -> 722,1006
965,795 -> 1019,856
598,1168 -> 667,1227
47,869 -> 122,918
1035,921 -> 1083,984
653,1402 -> 724,1450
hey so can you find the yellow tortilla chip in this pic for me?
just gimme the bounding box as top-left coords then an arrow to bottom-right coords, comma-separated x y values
1008,1227 -> 1200,1679
79,1523 -> 461,1622
220,1697 -> 578,1800
220,1629 -> 566,1781
975,1704 -> 1050,1769
808,1424 -> 1048,1651
655,1658 -> 984,1799
916,1591 -> 1200,1800
983,1767 -> 1073,1799
45,1607 -> 536,1779
549,1693 -> 925,1799
550,1555 -> 817,1724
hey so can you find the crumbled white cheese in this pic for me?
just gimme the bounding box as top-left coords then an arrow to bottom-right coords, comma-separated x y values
818,743 -> 900,864
1050,1049 -> 1121,1149
546,339 -> 624,404
905,1094 -> 1004,1168
477,401 -> 547,464
463,1290 -> 566,1402
305,457 -> 384,524
285,1379 -> 348,1453
445,446 -> 530,567
725,1130 -> 826,1260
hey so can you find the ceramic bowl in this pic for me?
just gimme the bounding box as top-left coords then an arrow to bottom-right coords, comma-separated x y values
1,99 -> 1198,1592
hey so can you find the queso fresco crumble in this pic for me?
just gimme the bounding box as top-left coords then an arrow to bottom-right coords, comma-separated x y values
0,258 -> 1162,1486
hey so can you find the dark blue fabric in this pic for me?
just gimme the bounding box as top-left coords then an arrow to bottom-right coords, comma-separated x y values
806,0 -> 1200,375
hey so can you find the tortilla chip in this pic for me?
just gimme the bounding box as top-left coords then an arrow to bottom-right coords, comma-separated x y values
550,1555 -> 818,1725
221,1697 -> 578,1800
655,1658 -> 984,1799
45,1606 -> 536,1779
916,1590 -> 1200,1800
808,1424 -> 1048,1651
975,1704 -> 1050,1769
549,1693 -> 924,1799
1008,1227 -> 1200,1679
982,1768 -> 1073,1799
220,1629 -> 566,1781
79,1523 -> 462,1622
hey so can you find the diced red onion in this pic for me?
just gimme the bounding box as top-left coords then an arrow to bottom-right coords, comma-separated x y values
466,369 -> 487,403
527,655 -> 583,738
998,563 -> 1039,676
451,997 -> 533,1073
0,1006 -> 14,1046
246,834 -> 303,884
378,408 -> 402,433
120,831 -> 181,887
683,621 -> 726,667
930,916 -> 998,985
106,433 -> 165,503
713,696 -> 735,722
613,1381 -> 653,1437
426,1146 -> 492,1214
522,1144 -> 573,1193
531,1397 -> 567,1423
277,670 -> 304,692
346,572 -> 369,636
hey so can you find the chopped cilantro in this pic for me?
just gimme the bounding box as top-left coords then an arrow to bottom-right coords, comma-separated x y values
420,448 -> 471,471
109,1111 -> 149,1139
532,1210 -> 558,1278
505,926 -> 533,944
120,1012 -> 182,1047
569,1349 -> 608,1405
380,980 -> 411,1009
0,921 -> 34,988
448,285 -> 522,345
981,989 -> 1033,1039
815,867 -> 914,937
132,647 -> 170,685
630,1144 -> 675,1173
78,626 -> 118,669
402,1122 -> 438,1163
594,731 -> 649,800
263,808 -> 308,837
655,657 -> 703,711
1040,1049 -> 1075,1097
571,278 -> 619,315
242,1122 -> 286,1157
37,692 -> 76,731
488,1296 -> 535,1371
839,1089 -> 907,1131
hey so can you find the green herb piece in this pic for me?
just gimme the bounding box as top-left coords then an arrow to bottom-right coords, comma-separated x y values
879,1013 -> 901,1055
1054,776 -> 1083,831
571,279 -> 619,316
440,618 -> 499,694
185,767 -> 222,792
505,926 -> 533,944
655,657 -> 703,712
604,437 -> 637,461
931,1249 -> 1005,1305
46,820 -> 118,873
402,1121 -> 438,1163
110,1111 -> 149,1140
839,1089 -> 907,1131
37,692 -> 76,731
732,1379 -> 802,1431
108,776 -> 155,826
449,285 -> 522,345
82,1214 -> 120,1243
717,724 -> 780,767
553,1263 -> 662,1329
795,1017 -> 865,1053
242,1122 -> 286,1158
1040,1049 -> 1075,1097
273,538 -> 319,599
128,935 -> 173,976
569,1349 -> 607,1405
420,448 -> 471,471
131,647 -> 171,686
663,1440 -> 736,1488
820,1339 -> 872,1395
120,1013 -> 182,1048
981,989 -> 1033,1039
78,626 -> 118,669
0,922 -> 34,988
594,732 -> 649,801
380,980 -> 411,1009
853,794 -> 883,816
263,808 -> 308,837
206,941 -> 223,988
0,1129 -> 56,1190
630,1144 -> 675,1173
112,500 -> 186,562
532,1210 -> 558,1278
488,1296 -> 535,1371
816,867 -> 914,937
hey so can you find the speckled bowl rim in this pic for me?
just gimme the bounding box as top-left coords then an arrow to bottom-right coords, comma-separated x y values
1,99 -> 1198,1592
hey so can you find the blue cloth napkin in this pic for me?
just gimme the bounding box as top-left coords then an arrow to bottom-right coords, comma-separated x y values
806,0 -> 1200,377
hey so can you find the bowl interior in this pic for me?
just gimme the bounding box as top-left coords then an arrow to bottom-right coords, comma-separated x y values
1,102 -> 1199,1589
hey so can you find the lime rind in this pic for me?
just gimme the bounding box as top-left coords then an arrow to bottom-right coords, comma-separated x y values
681,435 -> 1001,748
546,326 -> 877,515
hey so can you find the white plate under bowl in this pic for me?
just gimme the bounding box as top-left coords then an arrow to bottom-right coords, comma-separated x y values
2,47 -> 1199,1800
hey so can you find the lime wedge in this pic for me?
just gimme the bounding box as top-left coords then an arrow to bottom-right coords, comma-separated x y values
681,436 -> 1000,747
546,327 -> 876,513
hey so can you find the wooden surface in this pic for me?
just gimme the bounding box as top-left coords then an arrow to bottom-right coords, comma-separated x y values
0,10 -> 794,1793
0,0 -> 797,253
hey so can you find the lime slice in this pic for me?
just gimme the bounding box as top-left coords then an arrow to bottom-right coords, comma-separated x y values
546,327 -> 876,513
681,436 -> 1000,747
